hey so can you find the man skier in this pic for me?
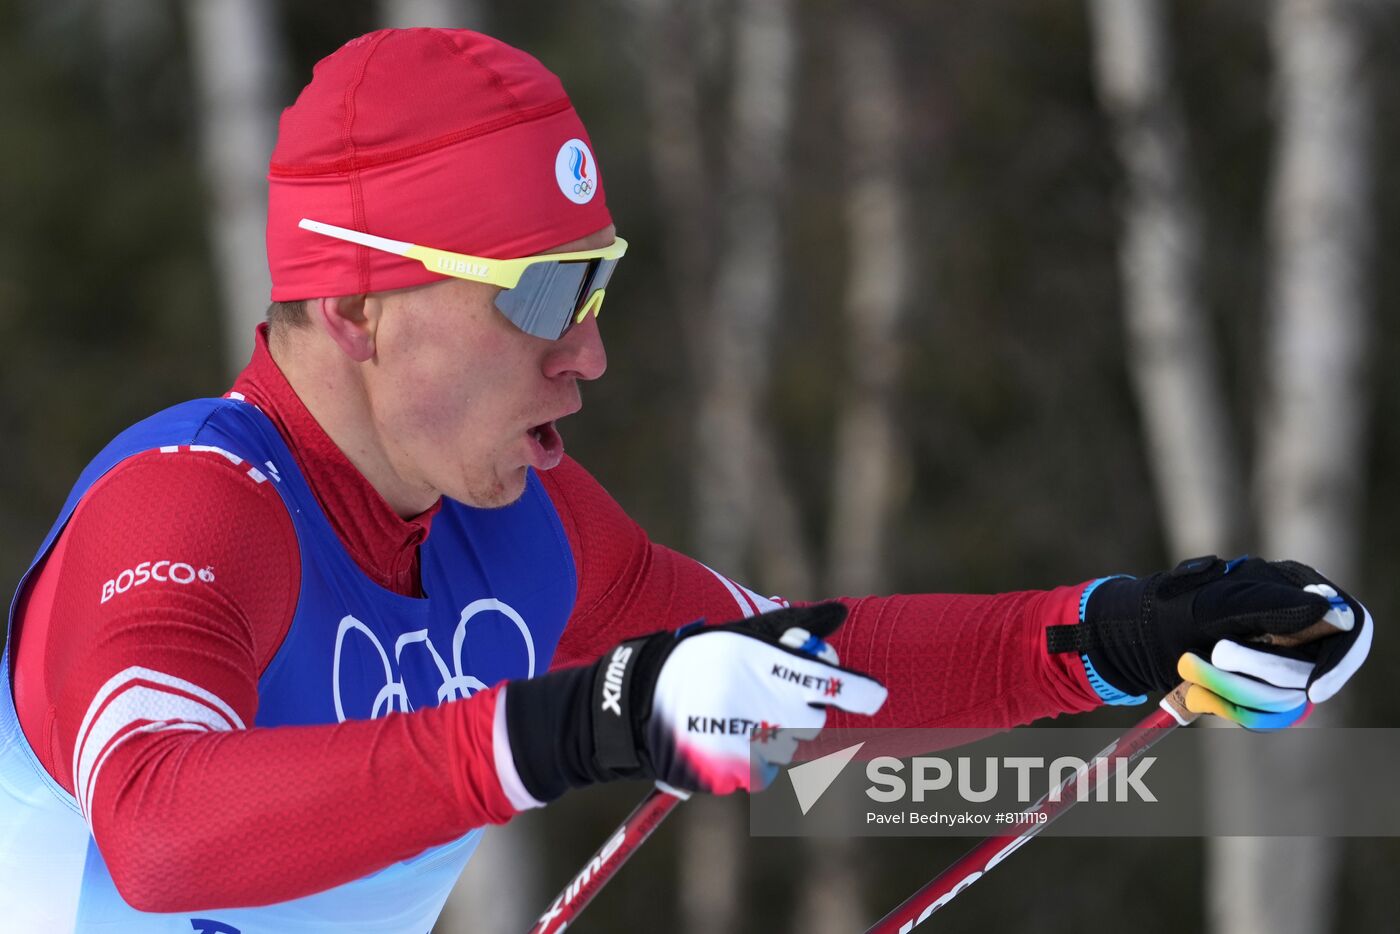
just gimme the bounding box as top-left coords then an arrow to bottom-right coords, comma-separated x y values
0,28 -> 1372,933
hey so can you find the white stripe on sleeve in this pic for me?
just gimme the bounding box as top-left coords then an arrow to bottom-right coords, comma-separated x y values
72,667 -> 244,817
699,563 -> 788,619
700,564 -> 756,617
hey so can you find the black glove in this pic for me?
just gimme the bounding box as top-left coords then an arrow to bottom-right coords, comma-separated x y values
1048,556 -> 1371,725
502,603 -> 887,803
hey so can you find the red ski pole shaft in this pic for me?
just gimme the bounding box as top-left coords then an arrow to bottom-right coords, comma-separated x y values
861,685 -> 1196,934
861,617 -> 1344,933
525,782 -> 689,934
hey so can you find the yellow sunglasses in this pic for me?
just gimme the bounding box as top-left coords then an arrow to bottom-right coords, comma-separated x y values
299,218 -> 628,340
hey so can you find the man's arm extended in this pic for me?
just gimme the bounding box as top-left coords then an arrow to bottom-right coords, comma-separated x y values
539,456 -> 1102,729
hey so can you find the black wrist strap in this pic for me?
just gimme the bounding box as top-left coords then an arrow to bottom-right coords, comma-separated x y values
591,638 -> 652,772
505,632 -> 673,803
505,664 -> 598,803
1046,575 -> 1168,696
1046,623 -> 1089,654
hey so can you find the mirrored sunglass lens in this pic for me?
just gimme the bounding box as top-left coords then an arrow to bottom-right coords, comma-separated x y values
588,258 -> 618,297
494,261 -> 589,339
571,258 -> 619,325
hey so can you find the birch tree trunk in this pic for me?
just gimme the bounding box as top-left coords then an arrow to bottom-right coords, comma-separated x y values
631,0 -> 812,925
1086,9 -> 1246,931
625,2 -> 741,928
684,1 -> 799,931
692,0 -> 796,580
1213,2 -> 1373,932
1086,0 -> 1242,560
1258,0 -> 1370,574
825,8 -> 910,600
628,0 -> 713,374
1091,1 -> 1373,930
183,0 -> 285,378
376,0 -> 484,29
794,9 -> 912,933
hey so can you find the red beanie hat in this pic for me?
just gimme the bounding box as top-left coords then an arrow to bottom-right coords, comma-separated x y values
266,28 -> 612,301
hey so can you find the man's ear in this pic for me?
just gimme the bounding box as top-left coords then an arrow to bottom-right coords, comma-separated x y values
313,294 -> 379,362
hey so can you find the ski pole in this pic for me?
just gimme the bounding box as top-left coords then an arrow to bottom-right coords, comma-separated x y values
860,685 -> 1193,934
862,619 -> 1341,934
536,699 -> 1186,934
525,782 -> 689,934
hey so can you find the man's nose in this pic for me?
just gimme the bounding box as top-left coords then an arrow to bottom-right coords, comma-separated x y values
543,314 -> 607,381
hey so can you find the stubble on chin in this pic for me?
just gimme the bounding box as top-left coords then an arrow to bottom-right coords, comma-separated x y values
451,468 -> 529,510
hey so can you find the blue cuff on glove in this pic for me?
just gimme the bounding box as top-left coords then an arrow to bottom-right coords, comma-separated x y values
1078,576 -> 1147,706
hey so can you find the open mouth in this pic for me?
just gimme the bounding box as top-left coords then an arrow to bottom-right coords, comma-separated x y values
526,420 -> 564,470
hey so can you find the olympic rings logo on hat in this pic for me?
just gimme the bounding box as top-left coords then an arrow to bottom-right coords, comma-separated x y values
556,138 -> 599,205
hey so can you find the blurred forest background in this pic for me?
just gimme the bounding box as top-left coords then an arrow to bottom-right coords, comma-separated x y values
2,0 -> 1397,932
